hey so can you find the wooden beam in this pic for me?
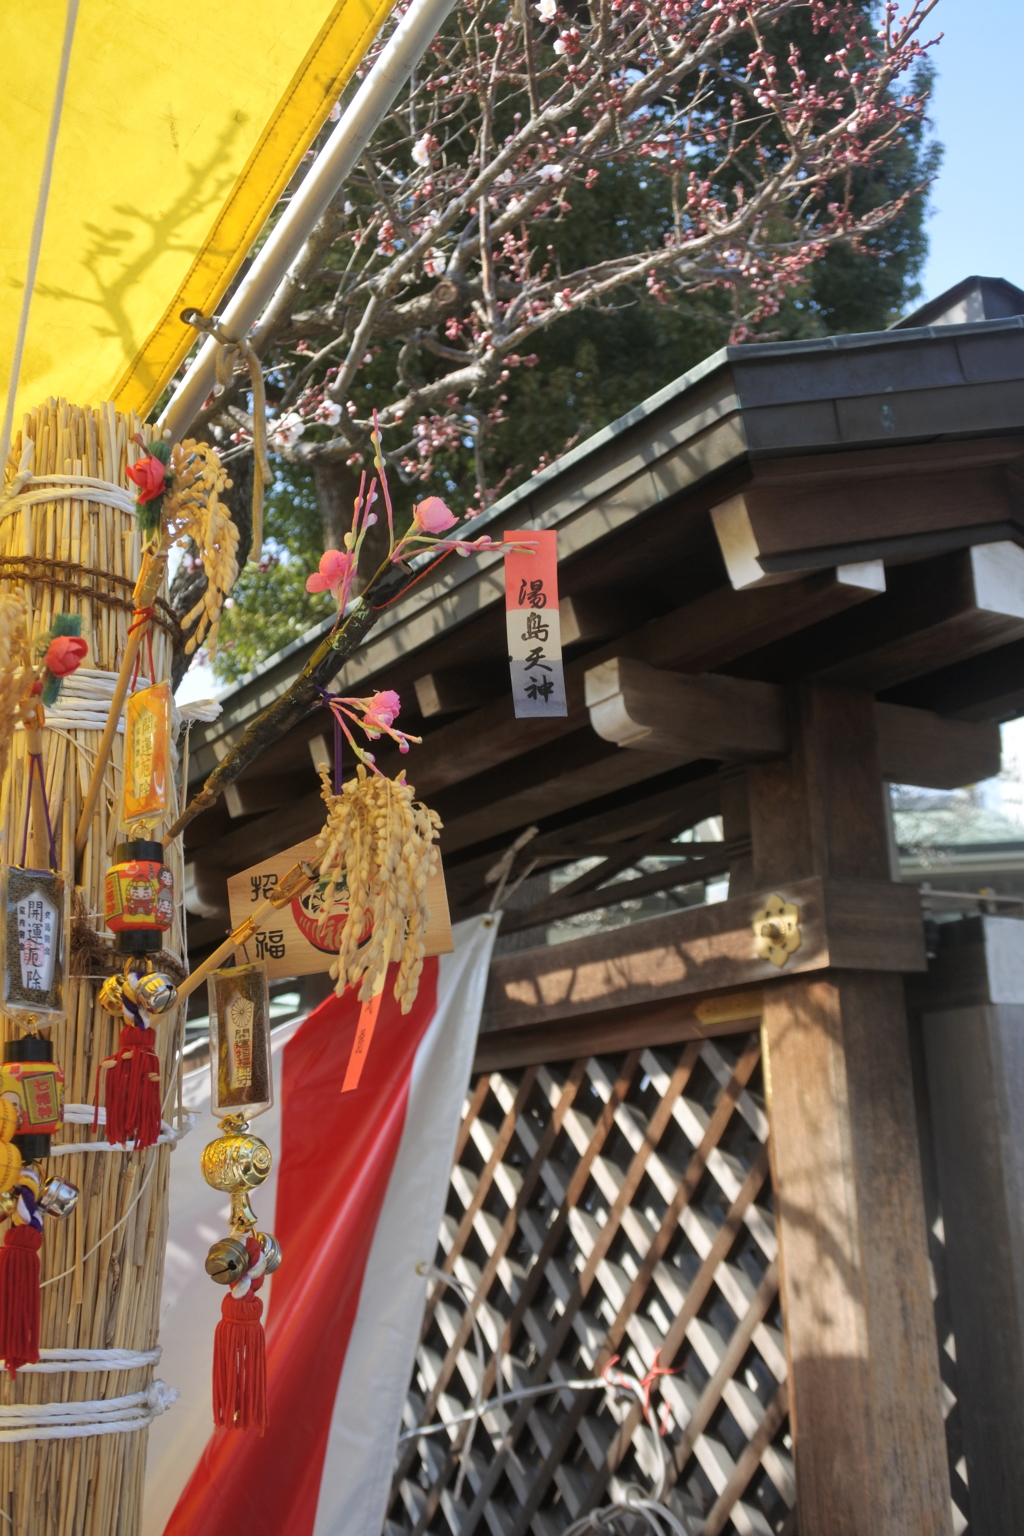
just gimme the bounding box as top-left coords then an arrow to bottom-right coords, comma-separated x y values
586,657 -> 788,760
745,433 -> 1024,493
438,737 -> 705,855
444,773 -> 722,913
586,659 -> 1000,789
413,664 -> 506,717
368,566 -> 890,801
222,773 -> 308,819
559,590 -> 634,646
650,565 -> 887,669
482,873 -> 924,1033
714,490 -> 887,591
531,772 -> 721,853
474,989 -> 764,1073
814,543 -> 1024,690
875,701 -> 1001,788
183,861 -> 230,920
497,843 -> 739,935
711,460 -> 1024,582
884,634 -> 1024,724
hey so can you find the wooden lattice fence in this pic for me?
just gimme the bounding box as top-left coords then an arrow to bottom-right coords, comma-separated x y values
386,1032 -> 795,1536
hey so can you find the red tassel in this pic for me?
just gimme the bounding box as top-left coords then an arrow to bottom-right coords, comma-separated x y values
0,1226 -> 43,1376
96,1026 -> 161,1147
213,1289 -> 267,1432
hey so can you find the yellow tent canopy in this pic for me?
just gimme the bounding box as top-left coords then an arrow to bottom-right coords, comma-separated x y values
0,0 -> 395,429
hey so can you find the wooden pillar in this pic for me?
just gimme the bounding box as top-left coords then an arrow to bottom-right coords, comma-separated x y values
916,915 -> 1024,1533
751,685 -> 951,1533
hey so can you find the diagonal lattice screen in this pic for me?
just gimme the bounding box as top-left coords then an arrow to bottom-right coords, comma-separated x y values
385,1033 -> 795,1536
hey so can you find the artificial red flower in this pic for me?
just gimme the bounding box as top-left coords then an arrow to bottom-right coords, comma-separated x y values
43,635 -> 88,677
125,455 -> 168,504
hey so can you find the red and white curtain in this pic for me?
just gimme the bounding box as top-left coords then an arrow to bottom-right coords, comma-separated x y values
144,916 -> 497,1536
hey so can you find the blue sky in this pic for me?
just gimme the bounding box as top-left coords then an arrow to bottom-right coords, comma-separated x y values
919,0 -> 1024,304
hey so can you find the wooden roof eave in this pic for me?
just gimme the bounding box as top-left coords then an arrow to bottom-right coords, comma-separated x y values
189,310 -> 1024,789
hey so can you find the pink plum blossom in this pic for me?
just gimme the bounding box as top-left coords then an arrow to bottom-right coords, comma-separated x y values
412,497 -> 458,535
306,549 -> 356,603
363,690 -> 402,733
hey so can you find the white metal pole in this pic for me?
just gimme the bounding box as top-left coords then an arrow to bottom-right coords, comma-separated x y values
160,0 -> 457,439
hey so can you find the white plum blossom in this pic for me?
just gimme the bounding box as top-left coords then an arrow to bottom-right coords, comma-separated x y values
537,163 -> 565,181
270,412 -> 305,449
536,0 -> 557,19
316,400 -> 343,426
411,133 -> 434,168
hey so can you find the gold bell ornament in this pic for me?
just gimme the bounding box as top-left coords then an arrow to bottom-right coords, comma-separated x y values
200,964 -> 279,1432
94,959 -> 177,1147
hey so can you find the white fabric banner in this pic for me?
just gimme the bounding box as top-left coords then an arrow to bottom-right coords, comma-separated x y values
145,915 -> 497,1536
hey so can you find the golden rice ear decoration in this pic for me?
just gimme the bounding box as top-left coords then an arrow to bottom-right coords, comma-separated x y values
0,1099 -> 17,1145
314,766 -> 441,1013
0,1141 -> 22,1197
0,592 -> 30,787
162,439 -> 238,656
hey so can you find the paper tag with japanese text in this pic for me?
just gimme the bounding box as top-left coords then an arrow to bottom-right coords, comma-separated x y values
504,529 -> 567,718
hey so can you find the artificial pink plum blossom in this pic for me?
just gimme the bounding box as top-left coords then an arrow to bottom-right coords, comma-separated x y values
306,549 -> 356,602
363,690 -> 402,733
412,497 -> 457,535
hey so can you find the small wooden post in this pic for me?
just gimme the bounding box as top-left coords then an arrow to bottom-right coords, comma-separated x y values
749,686 -> 951,1533
917,915 -> 1024,1534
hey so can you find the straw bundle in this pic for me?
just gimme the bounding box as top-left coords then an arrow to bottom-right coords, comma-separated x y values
0,399 -> 186,1535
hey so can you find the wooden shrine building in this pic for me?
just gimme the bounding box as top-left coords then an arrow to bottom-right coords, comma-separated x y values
182,276 -> 1024,1536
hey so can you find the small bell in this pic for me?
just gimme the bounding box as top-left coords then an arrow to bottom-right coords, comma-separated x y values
254,1230 -> 282,1274
205,1237 -> 252,1286
37,1176 -> 79,1220
97,973 -> 124,1016
134,970 -> 177,1015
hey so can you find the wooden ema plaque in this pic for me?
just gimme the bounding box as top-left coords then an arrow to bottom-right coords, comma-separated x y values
227,837 -> 453,982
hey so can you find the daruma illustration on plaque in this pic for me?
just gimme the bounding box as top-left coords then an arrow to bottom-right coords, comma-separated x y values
290,871 -> 372,954
226,837 -> 453,981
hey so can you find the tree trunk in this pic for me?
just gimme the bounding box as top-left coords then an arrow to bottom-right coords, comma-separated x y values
312,457 -> 391,591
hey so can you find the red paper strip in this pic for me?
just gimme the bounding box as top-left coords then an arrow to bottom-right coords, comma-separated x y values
341,989 -> 384,1093
504,529 -> 566,718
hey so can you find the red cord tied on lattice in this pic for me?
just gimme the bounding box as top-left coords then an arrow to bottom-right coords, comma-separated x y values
602,1350 -> 678,1437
